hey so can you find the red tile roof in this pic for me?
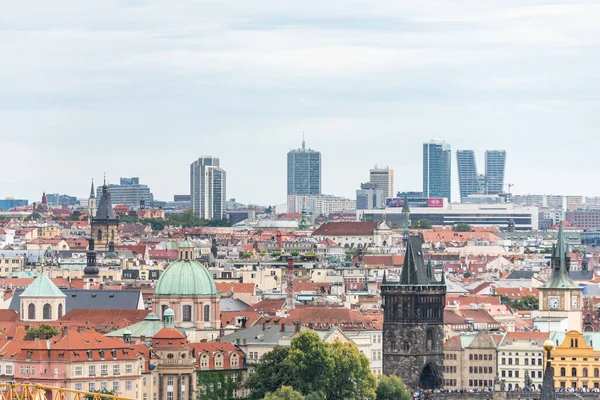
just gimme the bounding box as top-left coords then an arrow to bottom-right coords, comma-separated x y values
246,299 -> 285,314
312,222 -> 379,236
216,283 -> 255,294
149,250 -> 179,260
58,309 -> 149,330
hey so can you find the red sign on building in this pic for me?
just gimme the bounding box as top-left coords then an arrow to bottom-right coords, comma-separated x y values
427,198 -> 444,208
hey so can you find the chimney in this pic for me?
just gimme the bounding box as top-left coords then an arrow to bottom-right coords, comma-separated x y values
242,338 -> 247,346
280,323 -> 285,332
294,322 -> 300,333
262,323 -> 267,331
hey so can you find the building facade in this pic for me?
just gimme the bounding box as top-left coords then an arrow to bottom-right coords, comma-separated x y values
423,140 -> 451,200
96,177 -> 154,207
485,150 -> 507,195
356,183 -> 384,210
190,157 -> 227,220
369,167 -> 394,199
287,194 -> 355,215
548,331 -> 600,390
456,150 -> 480,201
90,179 -> 119,250
382,235 -> 446,390
287,140 -> 321,196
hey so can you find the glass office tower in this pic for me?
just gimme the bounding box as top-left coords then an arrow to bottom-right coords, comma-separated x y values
456,150 -> 480,201
423,140 -> 451,200
485,150 -> 507,195
287,140 -> 321,195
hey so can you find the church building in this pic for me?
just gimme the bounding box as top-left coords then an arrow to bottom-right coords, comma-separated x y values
535,222 -> 583,332
382,234 -> 446,390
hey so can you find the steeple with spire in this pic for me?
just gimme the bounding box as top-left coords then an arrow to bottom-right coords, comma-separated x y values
90,174 -> 119,250
542,222 -> 579,290
402,193 -> 411,246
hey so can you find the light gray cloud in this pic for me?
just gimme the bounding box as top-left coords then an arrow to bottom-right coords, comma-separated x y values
1,1 -> 599,204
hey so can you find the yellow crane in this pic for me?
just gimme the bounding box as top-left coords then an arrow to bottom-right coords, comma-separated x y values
0,381 -> 134,400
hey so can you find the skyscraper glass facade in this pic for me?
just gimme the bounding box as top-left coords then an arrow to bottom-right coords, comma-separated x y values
456,150 -> 479,201
190,157 -> 226,219
287,141 -> 321,196
423,140 -> 451,200
485,150 -> 507,195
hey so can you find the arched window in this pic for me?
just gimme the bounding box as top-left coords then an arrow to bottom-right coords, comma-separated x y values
586,313 -> 592,323
43,303 -> 52,320
230,354 -> 239,368
185,251 -> 189,259
594,368 -> 599,378
167,354 -> 174,359
58,304 -> 63,318
561,368 -> 566,377
182,305 -> 192,322
571,338 -> 575,347
161,305 -> 168,318
204,305 -> 210,322
572,367 -> 577,377
200,354 -> 209,368
583,368 -> 588,377
97,229 -> 102,241
215,354 -> 223,368
28,303 -> 35,320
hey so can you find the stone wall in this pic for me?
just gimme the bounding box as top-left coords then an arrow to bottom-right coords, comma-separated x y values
423,392 -> 600,400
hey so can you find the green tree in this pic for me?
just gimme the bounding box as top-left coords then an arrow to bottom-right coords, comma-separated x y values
463,272 -> 471,279
84,389 -> 119,399
376,375 -> 412,400
510,295 -> 539,310
452,223 -> 472,232
327,340 -> 376,400
264,386 -> 305,400
119,214 -> 139,224
524,370 -> 532,389
245,347 -> 300,400
25,324 -> 60,340
305,393 -> 325,400
241,252 -> 252,259
417,219 -> 432,229
291,251 -> 300,257
286,330 -> 334,396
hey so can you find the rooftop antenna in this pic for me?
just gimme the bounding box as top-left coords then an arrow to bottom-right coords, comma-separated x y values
302,132 -> 305,150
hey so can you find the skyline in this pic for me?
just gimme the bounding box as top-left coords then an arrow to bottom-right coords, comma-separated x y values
2,1 -> 600,204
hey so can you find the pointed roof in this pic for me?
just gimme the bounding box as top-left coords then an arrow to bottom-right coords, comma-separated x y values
89,180 -> 95,198
21,272 -> 66,298
401,192 -> 410,214
94,180 -> 117,221
400,235 -> 431,285
542,222 -> 580,290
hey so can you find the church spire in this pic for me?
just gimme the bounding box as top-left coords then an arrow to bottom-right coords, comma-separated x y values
90,179 -> 95,199
402,193 -> 410,245
543,222 -> 579,289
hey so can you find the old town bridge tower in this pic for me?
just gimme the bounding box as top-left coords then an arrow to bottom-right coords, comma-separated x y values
382,234 -> 446,390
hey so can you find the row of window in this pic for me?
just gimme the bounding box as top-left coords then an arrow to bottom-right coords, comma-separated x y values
371,350 -> 382,361
468,354 -> 493,361
0,365 -> 13,375
198,354 -> 240,369
446,353 -> 458,360
501,370 -> 542,379
444,379 -> 457,387
74,381 -> 133,393
560,367 -> 600,378
444,366 -> 457,374
24,303 -> 63,320
501,352 -> 543,356
74,364 -> 135,377
162,304 -> 211,322
469,379 -> 492,388
469,366 -> 493,374
501,358 -> 542,366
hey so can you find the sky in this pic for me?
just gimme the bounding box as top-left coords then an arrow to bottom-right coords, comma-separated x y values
2,1 -> 600,205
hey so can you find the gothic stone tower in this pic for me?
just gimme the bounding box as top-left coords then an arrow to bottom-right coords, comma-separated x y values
382,234 -> 446,390
91,177 -> 119,250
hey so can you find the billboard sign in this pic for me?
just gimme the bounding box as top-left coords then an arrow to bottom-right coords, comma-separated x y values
428,198 -> 444,208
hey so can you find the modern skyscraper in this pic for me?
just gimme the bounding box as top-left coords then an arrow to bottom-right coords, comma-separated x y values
369,166 -> 394,199
97,177 -> 154,207
423,140 -> 451,200
485,150 -> 507,195
190,157 -> 227,220
456,150 -> 479,201
287,139 -> 321,196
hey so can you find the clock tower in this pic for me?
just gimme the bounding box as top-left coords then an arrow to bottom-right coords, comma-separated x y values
536,222 -> 582,332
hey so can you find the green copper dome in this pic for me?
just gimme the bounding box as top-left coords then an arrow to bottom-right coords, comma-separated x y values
155,260 -> 217,297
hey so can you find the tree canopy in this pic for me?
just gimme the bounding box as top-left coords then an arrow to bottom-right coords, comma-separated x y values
417,219 -> 432,229
246,330 -> 376,400
375,375 -> 412,400
25,324 -> 60,340
452,223 -> 472,232
264,386 -> 305,400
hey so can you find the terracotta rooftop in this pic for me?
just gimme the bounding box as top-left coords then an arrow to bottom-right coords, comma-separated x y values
312,222 -> 379,236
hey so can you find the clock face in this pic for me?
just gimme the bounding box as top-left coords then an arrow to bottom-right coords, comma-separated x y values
549,297 -> 560,310
572,297 -> 578,310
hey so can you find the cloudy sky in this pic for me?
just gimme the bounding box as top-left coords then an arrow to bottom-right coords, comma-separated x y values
2,1 -> 600,205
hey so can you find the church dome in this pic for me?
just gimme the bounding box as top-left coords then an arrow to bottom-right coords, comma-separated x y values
154,259 -> 217,297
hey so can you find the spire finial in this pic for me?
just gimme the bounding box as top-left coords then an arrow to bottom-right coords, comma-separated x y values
302,132 -> 305,150
103,173 -> 107,186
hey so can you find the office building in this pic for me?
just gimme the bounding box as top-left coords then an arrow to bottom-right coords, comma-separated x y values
423,140 -> 451,200
190,157 -> 227,220
0,198 -> 28,210
456,150 -> 480,200
485,150 -> 507,195
369,166 -> 394,199
358,202 -> 539,230
287,139 -> 321,196
96,177 -> 154,207
287,194 -> 355,216
456,149 -> 507,201
356,183 -> 384,210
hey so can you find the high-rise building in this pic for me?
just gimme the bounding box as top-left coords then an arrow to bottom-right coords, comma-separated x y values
456,150 -> 479,201
356,183 -> 384,210
96,177 -> 154,207
287,139 -> 321,196
190,157 -> 227,220
369,166 -> 394,199
423,140 -> 451,200
485,150 -> 507,195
